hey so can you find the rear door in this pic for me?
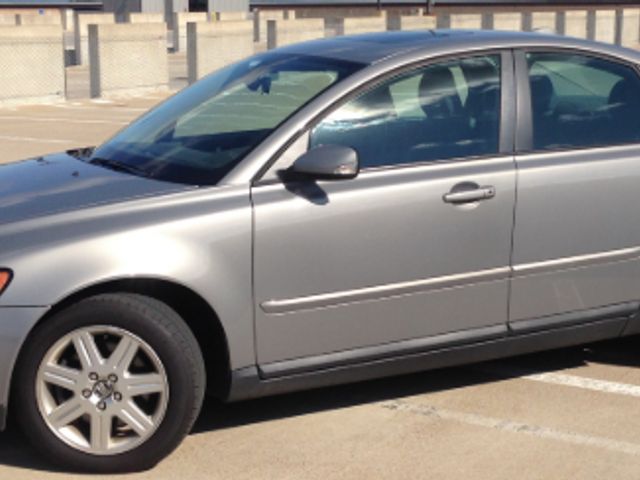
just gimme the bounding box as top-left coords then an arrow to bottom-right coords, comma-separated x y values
252,51 -> 518,373
509,50 -> 640,330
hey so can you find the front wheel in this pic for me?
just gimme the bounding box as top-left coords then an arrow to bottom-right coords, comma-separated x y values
13,293 -> 205,473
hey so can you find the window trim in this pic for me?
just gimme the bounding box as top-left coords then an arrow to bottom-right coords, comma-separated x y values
515,46 -> 640,156
253,49 -> 515,184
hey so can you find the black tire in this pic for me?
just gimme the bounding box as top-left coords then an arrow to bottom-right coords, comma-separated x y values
13,293 -> 206,473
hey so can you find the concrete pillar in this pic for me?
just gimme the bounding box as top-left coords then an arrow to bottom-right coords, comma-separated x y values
398,15 -> 436,31
187,20 -> 253,83
255,10 -> 284,44
493,13 -> 522,32
586,10 -> 596,40
266,19 -> 276,50
253,9 -> 260,42
164,0 -> 173,27
343,16 -> 386,35
268,18 -> 324,49
531,12 -> 556,32
129,13 -> 165,24
436,13 -> 450,29
481,13 -> 493,30
61,9 -> 75,32
387,12 -> 401,31
566,10 -> 588,39
450,14 -> 482,30
595,9 -> 616,44
89,23 -> 168,98
620,8 -> 640,47
0,25 -> 65,105
522,12 -> 533,32
173,12 -> 207,52
74,13 -> 115,65
555,11 -> 566,35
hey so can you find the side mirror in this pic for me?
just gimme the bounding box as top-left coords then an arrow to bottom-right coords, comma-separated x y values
289,145 -> 359,181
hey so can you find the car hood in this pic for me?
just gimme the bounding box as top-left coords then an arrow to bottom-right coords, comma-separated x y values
0,151 -> 193,226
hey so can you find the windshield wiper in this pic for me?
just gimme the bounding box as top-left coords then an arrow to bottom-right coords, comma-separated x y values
89,157 -> 151,178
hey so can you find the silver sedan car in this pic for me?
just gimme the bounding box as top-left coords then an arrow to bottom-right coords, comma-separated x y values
2,29 -> 640,472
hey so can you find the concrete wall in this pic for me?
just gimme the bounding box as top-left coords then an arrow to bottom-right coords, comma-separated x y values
211,11 -> 250,22
173,12 -> 208,52
531,11 -> 556,32
493,12 -> 522,31
268,18 -> 324,49
89,23 -> 168,98
621,8 -> 640,48
129,13 -> 165,24
0,14 -> 17,26
18,14 -> 61,26
187,20 -> 253,84
450,13 -> 482,29
74,13 -> 115,66
398,15 -> 436,31
565,10 -> 588,39
342,15 -> 386,35
595,9 -> 616,44
0,25 -> 65,105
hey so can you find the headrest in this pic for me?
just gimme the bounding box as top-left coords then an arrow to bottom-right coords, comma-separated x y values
353,85 -> 396,121
419,65 -> 463,118
530,75 -> 554,112
609,78 -> 639,108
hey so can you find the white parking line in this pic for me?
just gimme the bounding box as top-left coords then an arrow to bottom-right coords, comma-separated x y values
0,135 -> 74,144
0,116 -> 129,125
474,364 -> 640,398
382,399 -> 640,455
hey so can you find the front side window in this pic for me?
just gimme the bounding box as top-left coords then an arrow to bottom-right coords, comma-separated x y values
310,55 -> 502,169
91,52 -> 363,185
527,52 -> 640,151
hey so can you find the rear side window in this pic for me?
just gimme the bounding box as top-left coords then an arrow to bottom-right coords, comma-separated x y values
527,52 -> 640,151
310,55 -> 502,169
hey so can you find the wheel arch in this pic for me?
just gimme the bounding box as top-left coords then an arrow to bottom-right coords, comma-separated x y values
12,278 -> 232,406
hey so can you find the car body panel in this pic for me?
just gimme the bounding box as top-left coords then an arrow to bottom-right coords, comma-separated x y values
510,145 -> 640,321
252,157 -> 516,364
0,152 -> 192,226
0,306 -> 49,428
0,184 -> 255,372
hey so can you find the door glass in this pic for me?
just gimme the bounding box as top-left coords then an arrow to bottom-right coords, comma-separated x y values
527,52 -> 640,151
310,55 -> 502,169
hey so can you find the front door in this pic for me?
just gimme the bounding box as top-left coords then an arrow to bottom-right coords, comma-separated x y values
252,52 -> 517,373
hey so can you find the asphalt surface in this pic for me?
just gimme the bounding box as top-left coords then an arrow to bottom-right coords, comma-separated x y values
3,72 -> 640,480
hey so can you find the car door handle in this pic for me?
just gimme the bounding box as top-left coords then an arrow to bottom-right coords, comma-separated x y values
443,185 -> 496,204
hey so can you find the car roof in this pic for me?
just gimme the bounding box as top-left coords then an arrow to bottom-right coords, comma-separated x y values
280,29 -> 640,65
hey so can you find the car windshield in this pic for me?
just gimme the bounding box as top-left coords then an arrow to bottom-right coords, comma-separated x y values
90,52 -> 364,186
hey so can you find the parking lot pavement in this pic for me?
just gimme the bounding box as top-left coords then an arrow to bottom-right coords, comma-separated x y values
1,338 -> 640,479
0,94 -> 172,164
